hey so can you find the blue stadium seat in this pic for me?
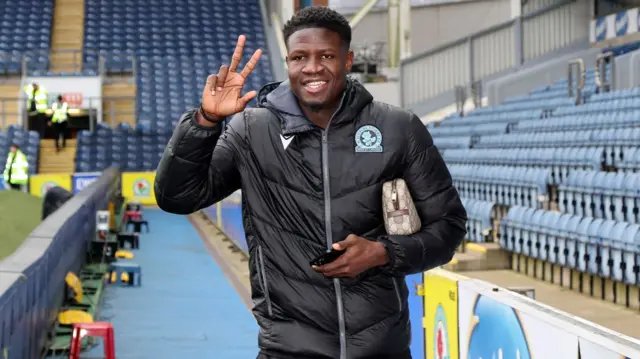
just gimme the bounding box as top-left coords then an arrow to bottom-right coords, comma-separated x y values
461,198 -> 496,242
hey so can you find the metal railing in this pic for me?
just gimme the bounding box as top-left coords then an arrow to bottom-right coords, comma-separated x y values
0,49 -> 136,77
0,96 -> 137,131
399,0 -> 587,111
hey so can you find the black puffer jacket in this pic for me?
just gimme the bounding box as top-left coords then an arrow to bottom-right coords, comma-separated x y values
155,79 -> 467,359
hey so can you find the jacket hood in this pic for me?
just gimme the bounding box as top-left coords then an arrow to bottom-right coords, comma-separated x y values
257,77 -> 374,136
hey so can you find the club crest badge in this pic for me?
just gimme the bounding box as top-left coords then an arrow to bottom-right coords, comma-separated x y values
354,125 -> 383,153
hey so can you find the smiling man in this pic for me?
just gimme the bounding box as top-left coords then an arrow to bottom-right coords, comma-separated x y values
154,6 -> 467,359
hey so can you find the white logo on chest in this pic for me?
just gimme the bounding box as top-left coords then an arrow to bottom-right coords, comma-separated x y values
281,134 -> 294,150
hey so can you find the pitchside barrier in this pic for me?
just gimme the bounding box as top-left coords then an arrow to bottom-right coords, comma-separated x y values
1,171 -> 158,206
0,167 -> 121,359
205,189 -> 640,359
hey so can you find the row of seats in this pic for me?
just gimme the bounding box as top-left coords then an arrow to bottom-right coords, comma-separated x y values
75,127 -> 168,172
435,110 -> 540,128
469,97 -> 575,115
442,147 -> 604,185
511,112 -> 640,133
448,165 -> 549,209
429,122 -> 507,138
501,206 -> 640,285
474,129 -> 639,165
558,170 -> 640,224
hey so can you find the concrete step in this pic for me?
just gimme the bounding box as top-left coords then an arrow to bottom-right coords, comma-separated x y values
40,139 -> 77,148
444,242 -> 511,272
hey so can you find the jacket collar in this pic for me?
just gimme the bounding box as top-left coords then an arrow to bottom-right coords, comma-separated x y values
257,77 -> 373,136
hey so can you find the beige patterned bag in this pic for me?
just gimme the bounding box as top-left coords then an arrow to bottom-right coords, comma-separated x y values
382,179 -> 421,235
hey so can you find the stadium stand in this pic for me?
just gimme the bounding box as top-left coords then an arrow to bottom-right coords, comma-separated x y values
74,0 -> 273,172
433,56 -> 640,308
0,0 -> 53,75
0,0 -> 49,171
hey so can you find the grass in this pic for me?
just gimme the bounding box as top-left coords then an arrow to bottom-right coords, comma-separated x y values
0,190 -> 43,260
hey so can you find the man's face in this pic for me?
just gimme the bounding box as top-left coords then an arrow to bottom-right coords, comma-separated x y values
286,28 -> 353,111
9,146 -> 16,153
33,84 -> 38,91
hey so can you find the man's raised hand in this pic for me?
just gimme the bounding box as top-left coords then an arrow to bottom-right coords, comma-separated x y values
200,35 -> 262,123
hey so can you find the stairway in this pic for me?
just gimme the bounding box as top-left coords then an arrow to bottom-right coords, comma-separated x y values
38,139 -> 77,174
0,83 -> 21,129
102,83 -> 137,127
50,0 -> 85,73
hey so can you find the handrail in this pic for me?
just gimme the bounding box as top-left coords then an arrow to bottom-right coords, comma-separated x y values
0,167 -> 121,359
0,96 -> 137,131
567,58 -> 585,105
595,52 -> 615,93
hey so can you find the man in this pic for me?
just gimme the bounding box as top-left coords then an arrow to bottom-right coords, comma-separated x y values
50,95 -> 69,151
23,82 -> 48,138
3,143 -> 29,192
155,7 -> 466,359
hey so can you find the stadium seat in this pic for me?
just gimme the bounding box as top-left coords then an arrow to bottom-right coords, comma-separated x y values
461,198 -> 496,242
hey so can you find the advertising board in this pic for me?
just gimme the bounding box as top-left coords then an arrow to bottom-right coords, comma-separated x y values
578,337 -> 632,359
590,7 -> 640,44
458,280 -> 579,359
121,172 -> 156,205
72,172 -> 101,194
28,173 -> 72,198
424,269 -> 462,359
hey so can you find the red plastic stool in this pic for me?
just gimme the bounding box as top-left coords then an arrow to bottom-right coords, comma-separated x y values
69,322 -> 116,359
124,210 -> 142,221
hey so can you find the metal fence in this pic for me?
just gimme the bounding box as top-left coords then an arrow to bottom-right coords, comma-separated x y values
0,96 -> 137,131
399,0 -> 587,112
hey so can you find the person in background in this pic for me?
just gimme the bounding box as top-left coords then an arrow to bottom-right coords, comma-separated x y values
23,82 -> 48,138
50,95 -> 69,151
3,143 -> 29,192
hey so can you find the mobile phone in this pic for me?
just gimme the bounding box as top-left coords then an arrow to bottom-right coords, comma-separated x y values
310,248 -> 346,267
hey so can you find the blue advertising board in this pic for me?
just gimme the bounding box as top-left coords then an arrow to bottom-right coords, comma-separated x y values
72,172 -> 101,194
0,175 -> 5,190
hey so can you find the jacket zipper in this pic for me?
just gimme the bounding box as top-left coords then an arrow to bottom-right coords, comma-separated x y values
322,94 -> 348,359
392,278 -> 402,313
257,244 -> 273,317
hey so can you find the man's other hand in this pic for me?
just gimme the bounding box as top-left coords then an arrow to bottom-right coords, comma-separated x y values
312,234 -> 389,278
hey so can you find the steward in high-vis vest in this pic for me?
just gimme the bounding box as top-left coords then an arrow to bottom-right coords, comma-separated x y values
24,82 -> 49,138
51,95 -> 69,151
3,143 -> 29,192
24,82 -> 48,114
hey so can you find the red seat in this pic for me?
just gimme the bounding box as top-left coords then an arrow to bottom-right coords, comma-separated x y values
69,322 -> 116,359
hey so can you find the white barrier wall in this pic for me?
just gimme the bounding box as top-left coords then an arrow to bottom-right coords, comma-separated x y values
423,269 -> 640,359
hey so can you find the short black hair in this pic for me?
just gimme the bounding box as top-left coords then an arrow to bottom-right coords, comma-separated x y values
57,95 -> 63,101
283,7 -> 351,49
10,143 -> 19,149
